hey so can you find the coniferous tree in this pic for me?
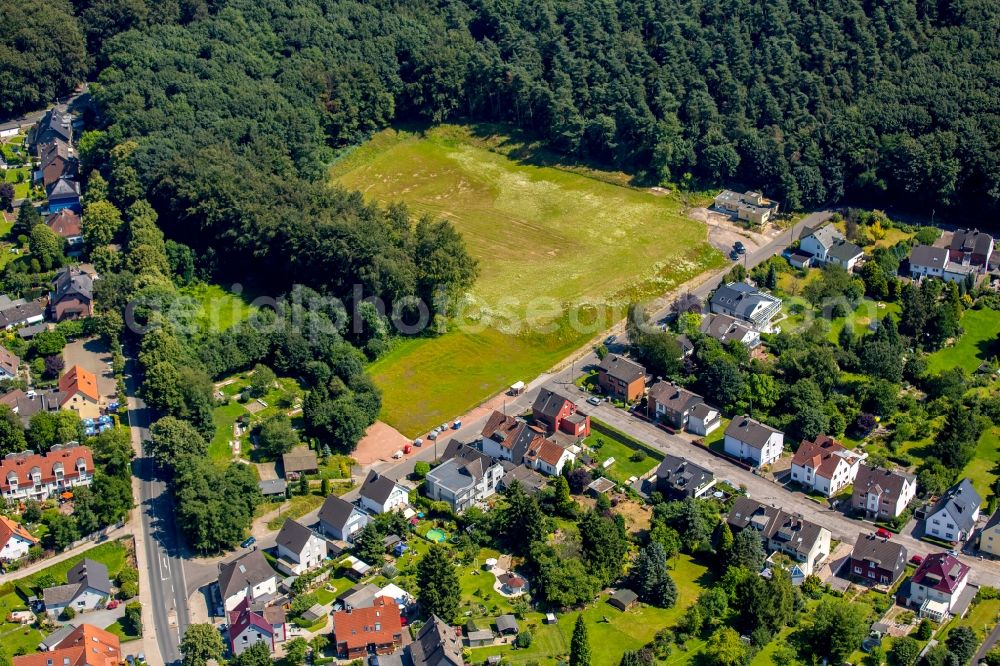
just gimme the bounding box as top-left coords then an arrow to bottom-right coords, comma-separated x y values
570,615 -> 591,666
417,545 -> 460,622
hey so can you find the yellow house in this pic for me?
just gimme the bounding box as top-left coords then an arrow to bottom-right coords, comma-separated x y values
58,365 -> 102,420
980,509 -> 1000,556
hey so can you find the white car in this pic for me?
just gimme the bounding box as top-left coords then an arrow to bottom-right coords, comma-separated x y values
587,396 -> 602,406
392,450 -> 404,459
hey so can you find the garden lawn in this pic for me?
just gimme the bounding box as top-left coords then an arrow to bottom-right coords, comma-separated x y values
584,419 -> 662,484
927,308 -> 1000,374
961,426 -> 1000,501
826,299 -> 901,343
209,372 -> 305,463
178,282 -> 256,336
105,620 -> 140,640
338,126 -> 723,437
940,597 -> 1000,643
265,493 -> 325,530
209,401 -> 245,462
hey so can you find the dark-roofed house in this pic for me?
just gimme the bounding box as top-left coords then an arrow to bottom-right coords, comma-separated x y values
724,416 -> 783,468
909,245 -> 950,280
688,403 -> 721,437
597,355 -> 646,402
218,550 -> 279,612
275,519 -> 326,576
359,470 -> 409,514
258,478 -> 287,498
35,108 -> 73,148
653,455 -> 715,500
228,596 -> 286,656
646,381 -> 703,430
281,447 -> 318,479
906,552 -> 970,619
799,223 -> 864,271
925,478 -> 981,542
331,596 -> 403,659
318,494 -> 369,542
46,177 -> 81,214
0,389 -> 62,426
0,347 -> 19,380
727,497 -> 831,575
699,313 -> 761,348
479,411 -> 543,465
425,443 -> 504,513
848,533 -> 908,587
499,464 -> 547,495
0,298 -> 45,330
50,267 -> 93,321
608,589 -> 638,611
531,388 -> 590,437
979,507 -> 1000,557
949,229 -> 994,269
39,140 -> 76,188
409,615 -> 464,666
709,282 -> 782,329
851,465 -> 917,520
43,558 -> 112,617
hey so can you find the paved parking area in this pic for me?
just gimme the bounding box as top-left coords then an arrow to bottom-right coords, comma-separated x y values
62,336 -> 116,401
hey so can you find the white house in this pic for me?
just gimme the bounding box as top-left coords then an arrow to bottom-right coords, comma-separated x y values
43,559 -> 112,617
318,495 -> 369,542
524,438 -> 574,476
851,465 -> 917,520
924,478 -> 981,543
799,223 -> 864,271
724,416 -> 783,468
907,553 -> 970,620
727,498 -> 831,576
228,597 -> 286,657
274,519 -> 326,576
709,282 -> 782,330
0,445 -> 94,503
790,436 -> 864,497
359,470 -> 409,514
219,550 -> 279,612
424,443 -> 504,513
688,403 -> 721,437
0,516 -> 37,561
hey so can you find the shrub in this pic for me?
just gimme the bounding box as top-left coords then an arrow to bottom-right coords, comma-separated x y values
119,581 -> 139,599
515,631 -> 532,648
60,606 -> 76,620
629,449 -> 647,463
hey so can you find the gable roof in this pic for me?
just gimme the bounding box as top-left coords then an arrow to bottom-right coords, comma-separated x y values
52,267 -> 92,303
500,465 -> 547,495
802,222 -> 845,250
655,455 -> 713,492
0,347 -> 19,376
725,416 -> 781,449
852,465 -> 916,499
690,403 -> 718,420
951,229 -> 993,256
531,388 -> 575,423
727,497 -> 826,557
647,381 -> 703,416
37,109 -> 73,146
218,550 -> 277,600
828,239 -> 864,262
0,299 -> 45,329
319,494 -> 362,530
699,313 -> 756,344
428,444 -> 497,493
984,507 -> 1000,534
46,178 -> 81,200
281,448 -> 318,474
360,470 -> 403,506
911,552 -> 969,594
67,558 -> 111,595
276,519 -> 317,555
332,596 -> 402,651
58,365 -> 99,403
792,435 -> 856,478
928,478 -> 981,533
598,355 -> 645,384
0,515 -> 37,551
410,615 -> 464,666
228,596 -> 277,640
481,411 -> 542,463
850,532 -> 907,572
46,209 -> 82,238
525,438 -> 568,467
16,624 -> 121,666
910,245 -> 948,269
1,445 -> 94,491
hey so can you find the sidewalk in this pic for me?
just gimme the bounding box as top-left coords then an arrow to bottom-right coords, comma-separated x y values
0,525 -> 129,583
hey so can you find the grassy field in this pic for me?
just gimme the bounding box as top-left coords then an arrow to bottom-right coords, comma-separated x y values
927,308 -> 1000,374
178,282 -> 256,336
584,419 -> 662,484
336,126 -> 723,436
265,493 -> 326,530
961,426 -> 1000,502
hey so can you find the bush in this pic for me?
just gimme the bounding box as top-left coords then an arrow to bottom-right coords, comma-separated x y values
60,606 -> 76,620
119,581 -> 138,599
514,631 -> 532,648
914,618 -> 933,640
414,461 -> 430,479
629,449 -> 647,463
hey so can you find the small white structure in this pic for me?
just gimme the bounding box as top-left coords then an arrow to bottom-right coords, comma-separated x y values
688,403 -> 721,437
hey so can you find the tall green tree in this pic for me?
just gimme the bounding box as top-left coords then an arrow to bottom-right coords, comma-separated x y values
416,545 -> 460,622
179,624 -> 225,666
630,543 -> 677,608
570,615 -> 591,666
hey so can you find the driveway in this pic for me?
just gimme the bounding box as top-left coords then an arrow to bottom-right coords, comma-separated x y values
63,336 -> 116,401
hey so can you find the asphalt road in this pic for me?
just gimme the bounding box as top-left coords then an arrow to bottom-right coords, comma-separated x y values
126,360 -> 189,665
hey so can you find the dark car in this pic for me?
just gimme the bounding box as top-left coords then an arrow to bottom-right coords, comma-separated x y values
734,241 -> 746,254
241,536 -> 256,548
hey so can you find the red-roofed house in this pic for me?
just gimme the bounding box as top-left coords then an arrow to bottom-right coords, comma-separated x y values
46,209 -> 84,253
0,445 -> 94,502
58,365 -> 101,419
0,515 -> 37,560
906,553 -> 970,620
524,438 -> 574,476
790,435 -> 864,497
332,596 -> 403,659
14,624 -> 120,666
228,597 -> 287,656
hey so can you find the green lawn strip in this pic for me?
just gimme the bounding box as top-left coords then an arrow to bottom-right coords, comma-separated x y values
585,419 -> 662,484
209,401 -> 246,462
927,308 -> 1000,374
105,620 -> 140,640
961,426 -> 1000,501
939,597 -> 1000,644
265,493 -> 325,530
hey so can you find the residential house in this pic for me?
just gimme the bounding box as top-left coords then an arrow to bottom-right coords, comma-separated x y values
689,403 -> 722,437
724,416 -> 784,468
727,497 -> 831,575
0,298 -> 45,330
0,347 -> 19,380
258,478 -> 287,499
851,465 -> 917,520
653,455 -> 715,500
531,388 -> 590,437
359,470 -> 409,514
0,389 -> 62,427
339,582 -> 380,611
280,447 -> 318,479
409,615 -> 464,666
646,381 -> 703,430
218,550 -> 279,612
318,494 -> 369,542
848,533 -> 908,587
924,478 -> 981,542
58,365 -> 101,419
331,596 -> 403,659
498,464 -> 547,495
15,624 -> 120,666
0,445 -> 94,502
709,282 -> 782,330
597,355 -> 646,402
43,558 -> 112,617
907,553 -> 970,620
46,209 -> 84,253
424,442 -> 504,513
979,508 -> 1000,556
949,229 -> 994,269
228,596 -> 286,656
274,519 -> 326,576
713,190 -> 779,225
46,178 -> 81,213
35,109 -> 73,149
39,140 -> 76,188
799,223 -> 864,271
524,437 -> 574,476
50,267 -> 93,321
699,313 -> 761,348
790,435 -> 864,498
908,245 -> 980,284
0,515 -> 37,561
479,411 -> 543,465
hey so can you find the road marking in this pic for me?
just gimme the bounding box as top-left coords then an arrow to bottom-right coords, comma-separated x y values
160,554 -> 170,581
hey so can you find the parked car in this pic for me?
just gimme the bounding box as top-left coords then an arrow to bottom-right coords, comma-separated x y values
241,536 -> 256,549
910,554 -> 924,565
427,431 -> 438,440
106,600 -> 120,610
392,450 -> 403,459
403,444 -> 412,454
605,335 -> 617,345
729,249 -> 740,260
452,420 -> 461,429
413,438 -> 423,447
734,241 -> 746,254
440,422 -> 450,431
875,528 -> 892,539
587,396 -> 601,406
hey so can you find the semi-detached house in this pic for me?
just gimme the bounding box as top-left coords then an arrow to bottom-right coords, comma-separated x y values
790,435 -> 864,498
424,441 -> 504,513
851,465 -> 917,520
727,497 -> 831,575
0,445 -> 94,503
218,550 -> 278,612
848,532 -> 908,587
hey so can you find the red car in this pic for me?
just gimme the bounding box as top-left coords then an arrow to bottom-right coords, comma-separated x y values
106,600 -> 120,610
876,528 -> 893,539
910,554 -> 924,566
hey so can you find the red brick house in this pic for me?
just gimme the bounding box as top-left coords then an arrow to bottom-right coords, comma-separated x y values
332,596 -> 402,659
597,355 -> 646,402
531,388 -> 589,437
